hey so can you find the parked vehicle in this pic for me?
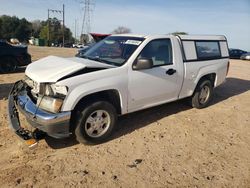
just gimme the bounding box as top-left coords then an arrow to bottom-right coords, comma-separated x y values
229,48 -> 247,59
8,34 -> 229,147
75,43 -> 95,58
75,33 -> 110,57
0,40 -> 31,73
240,52 -> 250,60
63,42 -> 74,48
89,33 -> 110,42
75,43 -> 84,48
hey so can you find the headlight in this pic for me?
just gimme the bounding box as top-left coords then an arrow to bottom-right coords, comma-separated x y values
23,76 -> 40,94
51,84 -> 68,95
37,96 -> 63,113
44,84 -> 68,96
23,76 -> 33,88
44,84 -> 54,96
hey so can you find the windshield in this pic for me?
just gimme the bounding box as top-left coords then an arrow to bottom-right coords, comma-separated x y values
83,36 -> 144,66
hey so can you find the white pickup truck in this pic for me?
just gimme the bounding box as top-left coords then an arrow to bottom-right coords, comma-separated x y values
8,34 -> 230,146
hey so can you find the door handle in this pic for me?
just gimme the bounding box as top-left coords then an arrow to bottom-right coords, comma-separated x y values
166,68 -> 176,75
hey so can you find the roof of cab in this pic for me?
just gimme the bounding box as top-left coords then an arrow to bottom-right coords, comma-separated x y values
111,34 -> 147,38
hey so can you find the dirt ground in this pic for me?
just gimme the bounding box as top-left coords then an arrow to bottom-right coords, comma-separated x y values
0,46 -> 249,188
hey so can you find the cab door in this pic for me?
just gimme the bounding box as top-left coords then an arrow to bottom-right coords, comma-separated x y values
128,38 -> 183,112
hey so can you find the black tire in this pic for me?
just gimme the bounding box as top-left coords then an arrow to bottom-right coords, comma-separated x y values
191,79 -> 213,109
74,101 -> 117,144
0,56 -> 17,73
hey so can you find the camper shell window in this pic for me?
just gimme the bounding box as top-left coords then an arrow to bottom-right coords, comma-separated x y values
195,41 -> 221,60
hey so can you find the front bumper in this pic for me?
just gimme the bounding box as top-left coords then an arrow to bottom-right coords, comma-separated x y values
8,81 -> 71,141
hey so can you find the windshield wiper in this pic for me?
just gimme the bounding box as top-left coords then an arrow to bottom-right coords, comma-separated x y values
84,56 -> 118,66
80,55 -> 89,59
81,55 -> 102,62
88,56 -> 104,63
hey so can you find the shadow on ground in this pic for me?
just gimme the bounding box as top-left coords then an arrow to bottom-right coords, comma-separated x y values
0,67 -> 26,100
44,77 -> 250,149
112,77 -> 250,140
212,78 -> 250,104
0,66 -> 26,75
45,135 -> 79,149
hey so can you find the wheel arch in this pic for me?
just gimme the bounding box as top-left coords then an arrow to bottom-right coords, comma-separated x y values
73,89 -> 122,115
193,73 -> 216,95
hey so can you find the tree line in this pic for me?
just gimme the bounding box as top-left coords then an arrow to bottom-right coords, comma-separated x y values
0,15 -> 73,45
0,15 -> 188,45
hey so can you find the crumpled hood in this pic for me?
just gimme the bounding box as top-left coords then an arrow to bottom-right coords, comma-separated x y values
25,56 -> 114,83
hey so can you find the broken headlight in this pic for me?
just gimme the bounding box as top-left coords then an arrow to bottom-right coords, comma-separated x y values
37,84 -> 68,113
44,84 -> 68,97
37,96 -> 63,113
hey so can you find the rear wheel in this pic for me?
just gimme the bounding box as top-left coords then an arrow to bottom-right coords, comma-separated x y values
0,56 -> 17,73
191,79 -> 213,109
74,101 -> 117,144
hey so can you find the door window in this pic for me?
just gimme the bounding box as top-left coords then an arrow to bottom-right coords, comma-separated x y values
138,39 -> 172,66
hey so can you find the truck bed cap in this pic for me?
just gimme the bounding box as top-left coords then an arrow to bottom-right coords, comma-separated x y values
177,35 -> 227,41
111,34 -> 227,41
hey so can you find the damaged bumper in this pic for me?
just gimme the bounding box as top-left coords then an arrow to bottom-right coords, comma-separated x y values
7,81 -> 71,145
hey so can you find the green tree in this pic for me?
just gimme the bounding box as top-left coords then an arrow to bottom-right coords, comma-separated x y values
0,15 -> 31,42
0,15 -> 74,45
31,20 -> 42,38
14,18 -> 32,41
39,25 -> 49,40
112,26 -> 131,34
0,18 -> 2,38
39,17 -> 74,46
0,15 -> 18,39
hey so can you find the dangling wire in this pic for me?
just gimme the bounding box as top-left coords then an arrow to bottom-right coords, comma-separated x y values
33,94 -> 45,119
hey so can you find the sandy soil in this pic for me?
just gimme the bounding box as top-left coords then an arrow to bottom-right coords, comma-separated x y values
0,46 -> 249,188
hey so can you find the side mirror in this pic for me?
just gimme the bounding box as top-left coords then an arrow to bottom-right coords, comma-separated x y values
133,58 -> 153,70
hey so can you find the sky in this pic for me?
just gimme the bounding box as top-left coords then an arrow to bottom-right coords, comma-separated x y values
0,0 -> 249,50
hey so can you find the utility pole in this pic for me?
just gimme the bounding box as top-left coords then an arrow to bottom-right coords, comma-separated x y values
62,4 -> 65,47
47,5 -> 65,47
75,19 -> 77,42
47,9 -> 50,46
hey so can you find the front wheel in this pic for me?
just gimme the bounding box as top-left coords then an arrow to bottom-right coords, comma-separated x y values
191,79 -> 213,109
74,101 -> 117,144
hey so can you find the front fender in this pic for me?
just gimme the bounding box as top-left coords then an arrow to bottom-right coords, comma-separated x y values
61,76 -> 127,114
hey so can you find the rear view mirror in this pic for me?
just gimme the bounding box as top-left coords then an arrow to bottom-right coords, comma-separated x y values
133,58 -> 153,70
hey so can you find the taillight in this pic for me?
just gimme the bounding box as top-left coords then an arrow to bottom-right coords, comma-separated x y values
226,61 -> 230,76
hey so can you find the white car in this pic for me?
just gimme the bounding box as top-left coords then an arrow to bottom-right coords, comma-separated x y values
76,43 -> 84,48
8,34 -> 230,146
240,52 -> 250,60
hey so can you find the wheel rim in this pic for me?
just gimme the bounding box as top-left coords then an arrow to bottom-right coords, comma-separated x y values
199,85 -> 210,104
84,110 -> 111,138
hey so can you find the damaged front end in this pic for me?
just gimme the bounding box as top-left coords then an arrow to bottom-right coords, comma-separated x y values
8,81 -> 38,148
7,80 -> 71,148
